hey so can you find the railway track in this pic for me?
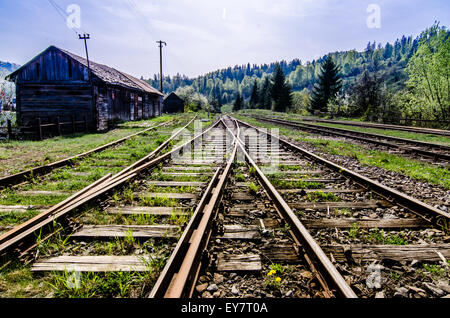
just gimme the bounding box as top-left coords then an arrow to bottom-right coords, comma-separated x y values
0,116 -> 199,234
151,116 -> 356,298
228,116 -> 449,298
0,117 -> 186,188
300,117 -> 450,137
1,115 -> 449,298
249,115 -> 450,163
0,116 -> 235,297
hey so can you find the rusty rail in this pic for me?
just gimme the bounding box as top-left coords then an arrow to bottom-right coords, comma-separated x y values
225,116 -> 357,298
0,115 -> 212,255
150,118 -> 238,298
234,116 -> 450,224
249,115 -> 450,161
0,117 -> 187,188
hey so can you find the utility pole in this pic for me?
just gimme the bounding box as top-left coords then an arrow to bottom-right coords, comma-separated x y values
79,33 -> 91,81
156,40 -> 167,94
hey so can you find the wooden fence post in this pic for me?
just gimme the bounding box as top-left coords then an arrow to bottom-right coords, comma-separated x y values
7,119 -> 12,139
72,115 -> 76,134
36,118 -> 43,140
56,116 -> 62,136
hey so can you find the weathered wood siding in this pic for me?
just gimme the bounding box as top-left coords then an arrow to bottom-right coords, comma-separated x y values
12,46 -> 163,133
16,48 -> 88,82
18,83 -> 93,128
14,47 -> 93,128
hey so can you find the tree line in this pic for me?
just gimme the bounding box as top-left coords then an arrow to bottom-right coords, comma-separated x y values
145,23 -> 449,125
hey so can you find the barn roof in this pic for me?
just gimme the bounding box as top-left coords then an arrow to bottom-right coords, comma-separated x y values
163,92 -> 183,102
7,46 -> 163,96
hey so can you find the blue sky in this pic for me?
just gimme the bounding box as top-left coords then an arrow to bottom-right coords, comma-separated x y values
0,0 -> 449,78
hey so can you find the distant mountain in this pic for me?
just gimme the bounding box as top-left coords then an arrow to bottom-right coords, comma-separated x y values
0,61 -> 20,79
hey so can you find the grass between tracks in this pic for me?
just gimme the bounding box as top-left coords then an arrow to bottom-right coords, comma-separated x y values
0,113 -> 214,228
240,109 -> 450,146
0,114 -> 180,177
234,113 -> 450,190
0,113 -> 219,298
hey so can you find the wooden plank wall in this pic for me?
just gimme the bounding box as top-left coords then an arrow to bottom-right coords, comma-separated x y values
14,47 -> 163,133
19,83 -> 93,129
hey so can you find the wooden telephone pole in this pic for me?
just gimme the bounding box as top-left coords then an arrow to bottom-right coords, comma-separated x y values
156,40 -> 167,94
78,33 -> 91,81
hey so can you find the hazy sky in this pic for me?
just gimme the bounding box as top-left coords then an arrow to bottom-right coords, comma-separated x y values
0,0 -> 449,78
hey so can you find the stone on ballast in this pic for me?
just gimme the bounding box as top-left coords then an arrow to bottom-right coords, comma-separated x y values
394,287 -> 408,298
207,284 -> 219,292
423,282 -> 445,297
375,291 -> 385,298
195,283 -> 208,293
214,273 -> 224,284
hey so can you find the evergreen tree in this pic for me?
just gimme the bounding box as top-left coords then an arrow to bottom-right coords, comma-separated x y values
309,56 -> 342,113
259,77 -> 272,110
271,63 -> 292,112
233,93 -> 243,111
249,80 -> 259,108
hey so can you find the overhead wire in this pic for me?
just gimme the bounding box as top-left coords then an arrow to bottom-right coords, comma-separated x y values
46,0 -> 87,36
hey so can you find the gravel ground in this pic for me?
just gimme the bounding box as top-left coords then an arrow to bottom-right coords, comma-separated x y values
281,134 -> 450,213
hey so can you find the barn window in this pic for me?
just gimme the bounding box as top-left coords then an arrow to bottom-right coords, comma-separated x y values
68,59 -> 72,78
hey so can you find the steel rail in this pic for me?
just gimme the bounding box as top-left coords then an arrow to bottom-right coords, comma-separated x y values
0,116 -> 216,255
225,116 -> 357,298
150,118 -> 238,298
0,117 -> 181,188
234,116 -> 450,224
300,117 -> 450,137
250,115 -> 450,161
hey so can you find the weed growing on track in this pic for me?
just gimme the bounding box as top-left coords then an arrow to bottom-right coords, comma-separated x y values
305,191 -> 339,202
248,182 -> 259,195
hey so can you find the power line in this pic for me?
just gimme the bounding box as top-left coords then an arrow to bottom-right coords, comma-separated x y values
124,0 -> 154,38
46,0 -> 86,36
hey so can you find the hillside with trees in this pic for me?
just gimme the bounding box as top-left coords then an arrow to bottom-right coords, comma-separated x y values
146,23 -> 449,125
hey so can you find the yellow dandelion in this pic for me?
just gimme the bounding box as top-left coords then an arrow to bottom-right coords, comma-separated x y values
275,277 -> 281,282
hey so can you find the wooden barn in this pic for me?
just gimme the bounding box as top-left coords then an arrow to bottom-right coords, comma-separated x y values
6,45 -> 163,133
163,92 -> 184,113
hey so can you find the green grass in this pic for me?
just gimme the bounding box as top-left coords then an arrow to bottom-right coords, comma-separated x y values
367,229 -> 408,245
0,210 -> 40,227
139,195 -> 177,207
348,223 -> 362,238
311,121 -> 450,146
235,113 -> 450,190
240,109 -> 450,145
305,191 -> 339,202
269,178 -> 323,189
0,114 -> 200,228
0,262 -> 52,298
248,182 -> 260,194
